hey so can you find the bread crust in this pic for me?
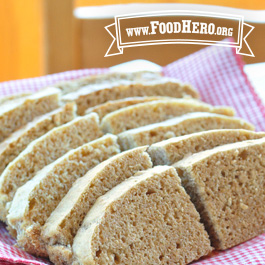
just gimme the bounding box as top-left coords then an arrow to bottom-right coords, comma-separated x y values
0,113 -> 102,221
72,166 -> 212,265
0,102 -> 76,176
7,134 -> 120,257
118,112 -> 255,150
85,96 -> 170,119
42,146 -> 153,265
55,71 -> 162,94
148,129 -> 265,165
101,99 -> 235,134
0,87 -> 61,142
62,78 -> 199,115
175,138 -> 265,250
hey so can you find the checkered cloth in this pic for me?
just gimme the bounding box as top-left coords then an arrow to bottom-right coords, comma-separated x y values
0,42 -> 264,265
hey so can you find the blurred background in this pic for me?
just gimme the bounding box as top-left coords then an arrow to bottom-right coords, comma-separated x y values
0,0 -> 265,82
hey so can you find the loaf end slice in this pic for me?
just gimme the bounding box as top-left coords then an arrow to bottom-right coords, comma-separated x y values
148,129 -> 265,165
42,146 -> 153,265
174,137 -> 265,250
72,166 -> 212,265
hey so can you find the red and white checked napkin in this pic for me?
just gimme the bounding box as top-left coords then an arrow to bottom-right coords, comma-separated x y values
0,40 -> 265,265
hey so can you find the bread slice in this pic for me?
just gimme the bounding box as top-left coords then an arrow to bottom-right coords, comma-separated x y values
174,138 -> 265,250
0,87 -> 61,142
85,96 -> 170,120
0,102 -> 76,176
7,134 -> 120,256
0,113 -> 102,221
0,92 -> 32,105
62,78 -> 199,115
118,112 -> 255,150
72,166 -> 212,265
148,129 -> 265,165
42,146 -> 152,265
101,99 -> 235,134
54,71 -> 162,94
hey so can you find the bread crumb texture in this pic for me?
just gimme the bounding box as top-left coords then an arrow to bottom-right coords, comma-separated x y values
101,99 -> 235,134
0,113 -> 102,221
62,78 -> 199,115
0,102 -> 76,176
85,96 -> 170,119
72,166 -> 212,265
42,146 -> 152,265
7,134 -> 120,257
118,112 -> 254,150
148,129 -> 265,165
175,138 -> 265,250
0,87 -> 61,142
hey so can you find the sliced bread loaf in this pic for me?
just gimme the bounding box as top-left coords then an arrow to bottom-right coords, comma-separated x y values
118,112 -> 255,150
55,71 -> 161,94
0,113 -> 102,221
0,87 -> 61,142
0,92 -> 32,105
62,78 -> 199,115
85,96 -> 169,119
0,102 -> 76,175
7,134 -> 120,256
42,146 -> 152,265
72,166 -> 212,265
101,99 -> 235,134
174,138 -> 265,250
148,129 -> 265,165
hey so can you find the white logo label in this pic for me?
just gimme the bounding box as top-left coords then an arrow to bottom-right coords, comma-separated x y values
105,10 -> 254,57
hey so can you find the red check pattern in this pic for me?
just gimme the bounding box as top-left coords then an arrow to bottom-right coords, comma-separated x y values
0,41 -> 265,264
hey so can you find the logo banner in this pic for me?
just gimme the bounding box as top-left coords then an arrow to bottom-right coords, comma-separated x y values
105,11 -> 254,57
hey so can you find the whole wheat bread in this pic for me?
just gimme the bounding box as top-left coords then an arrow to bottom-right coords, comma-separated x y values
85,96 -> 171,120
42,146 -> 153,265
7,134 -> 120,256
0,87 -> 61,142
72,166 -> 212,265
0,102 -> 76,176
0,113 -> 102,221
62,78 -> 199,115
148,129 -> 265,165
175,138 -> 265,250
54,71 -> 162,94
101,99 -> 235,134
118,112 -> 254,150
